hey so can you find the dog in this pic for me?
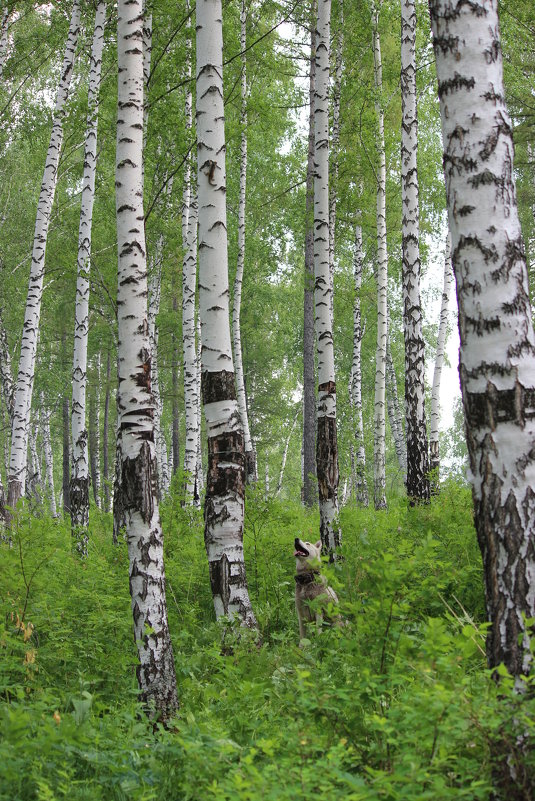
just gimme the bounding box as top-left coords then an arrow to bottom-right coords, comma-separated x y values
294,537 -> 341,640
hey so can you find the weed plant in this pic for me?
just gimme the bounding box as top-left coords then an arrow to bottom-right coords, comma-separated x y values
1,479 -> 533,800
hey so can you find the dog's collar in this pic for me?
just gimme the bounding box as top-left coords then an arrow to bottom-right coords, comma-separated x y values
295,571 -> 320,586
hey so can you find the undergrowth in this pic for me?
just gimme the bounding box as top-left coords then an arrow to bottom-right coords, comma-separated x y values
1,479 -> 533,800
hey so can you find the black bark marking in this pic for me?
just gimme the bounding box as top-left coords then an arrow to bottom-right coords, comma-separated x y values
120,440 -> 155,525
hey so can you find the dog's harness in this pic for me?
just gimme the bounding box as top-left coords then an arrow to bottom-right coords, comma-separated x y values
295,571 -> 320,586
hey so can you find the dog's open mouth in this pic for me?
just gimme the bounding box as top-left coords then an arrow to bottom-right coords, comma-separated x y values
294,538 -> 309,558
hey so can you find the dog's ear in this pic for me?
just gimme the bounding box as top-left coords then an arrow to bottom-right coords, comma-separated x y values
315,540 -> 322,551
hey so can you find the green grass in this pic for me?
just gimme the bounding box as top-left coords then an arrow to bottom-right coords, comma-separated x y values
1,480 -> 532,800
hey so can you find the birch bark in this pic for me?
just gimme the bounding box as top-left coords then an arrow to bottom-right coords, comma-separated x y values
351,224 -> 369,507
0,316 -> 13,423
401,0 -> 429,503
148,253 -> 163,498
182,192 -> 200,503
8,1 -> 80,510
232,0 -> 257,484
0,6 -> 9,79
328,0 -> 343,318
116,0 -> 178,721
430,0 -> 535,696
372,2 -> 387,510
182,0 -> 201,504
196,0 -> 257,627
429,234 -> 453,484
89,359 -> 102,509
40,396 -> 57,518
103,349 -> 111,511
314,0 -> 340,555
303,1 -> 316,508
70,1 -> 106,546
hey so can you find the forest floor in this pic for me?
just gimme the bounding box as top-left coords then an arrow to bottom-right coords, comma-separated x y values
1,479 -> 533,800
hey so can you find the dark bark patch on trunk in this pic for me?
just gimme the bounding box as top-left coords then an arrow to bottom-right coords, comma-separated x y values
135,347 -> 152,390
206,431 -> 245,497
120,440 -> 156,525
202,369 -> 236,404
316,416 -> 339,504
70,476 -> 89,527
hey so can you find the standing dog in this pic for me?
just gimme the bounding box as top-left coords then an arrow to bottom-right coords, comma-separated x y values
294,537 -> 340,640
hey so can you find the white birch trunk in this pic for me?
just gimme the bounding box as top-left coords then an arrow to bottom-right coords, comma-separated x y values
90,355 -> 102,509
70,1 -> 106,547
40,394 -> 57,518
195,313 -> 204,500
276,407 -> 299,496
314,0 -> 340,556
0,6 -> 10,79
401,0 -> 429,502
429,233 -> 453,483
115,0 -> 178,721
8,1 -> 80,510
0,316 -> 13,423
28,419 -> 42,504
372,3 -> 388,511
232,0 -> 257,484
351,224 -> 369,507
328,0 -> 343,319
303,2 -> 317,508
196,0 -> 257,628
148,251 -> 163,497
182,194 -> 200,503
430,0 -> 535,695
181,0 -> 202,505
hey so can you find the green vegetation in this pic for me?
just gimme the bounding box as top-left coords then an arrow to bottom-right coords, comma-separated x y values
2,483 -> 532,800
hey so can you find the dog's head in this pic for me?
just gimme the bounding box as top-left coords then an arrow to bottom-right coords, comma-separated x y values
294,537 -> 322,572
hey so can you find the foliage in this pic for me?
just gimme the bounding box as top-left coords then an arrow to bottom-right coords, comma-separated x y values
2,485 -> 533,800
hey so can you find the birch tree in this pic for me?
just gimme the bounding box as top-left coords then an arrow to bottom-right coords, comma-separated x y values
351,223 -> 369,507
70,1 -> 106,549
314,0 -> 340,554
328,0 -> 343,315
0,6 -> 10,79
429,234 -> 453,484
196,0 -> 257,627
430,0 -> 535,740
232,0 -> 257,484
115,0 -> 178,721
7,1 -> 80,511
372,2 -> 387,510
401,0 -> 429,503
303,1 -> 316,508
40,397 -> 57,518
182,192 -> 200,503
181,0 -> 202,505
